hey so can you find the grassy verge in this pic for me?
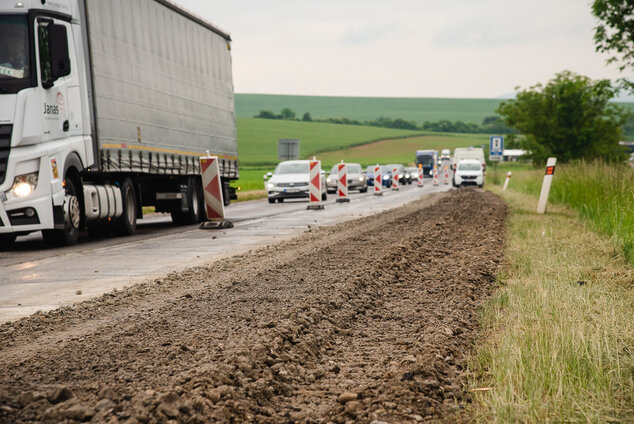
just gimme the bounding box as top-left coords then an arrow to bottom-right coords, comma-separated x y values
487,161 -> 634,265
469,186 -> 634,422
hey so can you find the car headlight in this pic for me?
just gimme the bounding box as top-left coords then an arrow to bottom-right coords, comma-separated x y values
405,173 -> 410,178
326,177 -> 331,183
11,172 -> 39,198
267,183 -> 275,189
358,176 -> 363,182
398,173 -> 403,179
383,175 -> 390,180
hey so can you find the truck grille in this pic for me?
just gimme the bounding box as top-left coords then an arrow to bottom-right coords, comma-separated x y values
0,125 -> 11,185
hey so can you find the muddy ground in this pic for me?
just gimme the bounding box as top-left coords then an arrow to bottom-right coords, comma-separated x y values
0,189 -> 506,423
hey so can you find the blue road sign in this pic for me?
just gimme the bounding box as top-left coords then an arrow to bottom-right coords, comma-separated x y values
490,136 -> 504,160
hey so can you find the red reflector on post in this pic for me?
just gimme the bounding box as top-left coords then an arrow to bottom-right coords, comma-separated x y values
545,166 -> 555,175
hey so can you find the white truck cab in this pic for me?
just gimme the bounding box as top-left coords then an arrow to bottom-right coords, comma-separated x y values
0,0 -> 92,246
0,0 -> 238,248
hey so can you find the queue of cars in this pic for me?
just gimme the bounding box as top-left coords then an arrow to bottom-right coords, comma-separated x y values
264,147 -> 485,203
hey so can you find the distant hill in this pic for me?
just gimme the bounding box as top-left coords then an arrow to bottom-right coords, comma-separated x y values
235,94 -> 505,125
234,93 -> 634,137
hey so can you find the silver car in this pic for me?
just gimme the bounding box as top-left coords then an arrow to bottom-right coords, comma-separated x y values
326,163 -> 368,193
266,160 -> 327,203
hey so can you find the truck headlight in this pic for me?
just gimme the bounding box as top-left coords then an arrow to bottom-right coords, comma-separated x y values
11,172 -> 39,198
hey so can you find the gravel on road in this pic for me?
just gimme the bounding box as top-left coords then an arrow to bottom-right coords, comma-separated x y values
0,188 -> 506,423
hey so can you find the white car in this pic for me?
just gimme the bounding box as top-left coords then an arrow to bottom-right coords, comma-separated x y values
266,160 -> 327,203
441,149 -> 451,160
326,163 -> 368,193
453,159 -> 484,187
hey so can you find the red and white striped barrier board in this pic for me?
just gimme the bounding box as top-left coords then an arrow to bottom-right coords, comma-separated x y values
307,160 -> 324,210
392,167 -> 400,191
373,165 -> 383,196
336,162 -> 350,203
503,171 -> 512,191
433,166 -> 439,186
417,164 -> 424,187
443,165 -> 449,185
200,156 -> 225,220
199,156 -> 233,229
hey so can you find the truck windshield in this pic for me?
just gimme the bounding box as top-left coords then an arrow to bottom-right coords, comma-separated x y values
416,155 -> 434,166
0,14 -> 32,93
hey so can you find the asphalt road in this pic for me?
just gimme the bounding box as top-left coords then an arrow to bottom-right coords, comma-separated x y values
0,175 -> 454,323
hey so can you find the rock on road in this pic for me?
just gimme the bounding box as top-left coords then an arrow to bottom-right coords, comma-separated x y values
0,188 -> 506,423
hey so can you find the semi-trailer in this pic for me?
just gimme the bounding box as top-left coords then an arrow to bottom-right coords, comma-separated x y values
0,0 -> 238,248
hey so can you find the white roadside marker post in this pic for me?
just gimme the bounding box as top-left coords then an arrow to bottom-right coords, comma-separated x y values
336,162 -> 350,203
502,171 -> 512,191
373,165 -> 383,196
200,155 -> 233,229
537,157 -> 557,214
307,159 -> 325,210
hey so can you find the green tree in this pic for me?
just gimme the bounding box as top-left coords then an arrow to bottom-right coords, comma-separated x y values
302,112 -> 312,122
593,0 -> 634,82
280,108 -> 296,120
255,110 -> 277,119
496,71 -> 629,164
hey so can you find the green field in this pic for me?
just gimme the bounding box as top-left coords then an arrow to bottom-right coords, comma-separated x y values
236,94 -> 504,124
236,117 -> 425,166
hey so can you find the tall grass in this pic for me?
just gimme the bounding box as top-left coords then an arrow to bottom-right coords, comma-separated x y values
470,187 -> 634,422
488,161 -> 634,264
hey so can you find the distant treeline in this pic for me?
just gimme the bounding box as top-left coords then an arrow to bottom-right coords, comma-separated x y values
254,108 -> 517,135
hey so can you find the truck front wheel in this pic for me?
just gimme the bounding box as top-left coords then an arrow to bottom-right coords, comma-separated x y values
43,178 -> 81,246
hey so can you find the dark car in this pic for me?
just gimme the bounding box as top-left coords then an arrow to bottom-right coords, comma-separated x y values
365,165 -> 392,188
385,164 -> 407,185
404,167 -> 419,184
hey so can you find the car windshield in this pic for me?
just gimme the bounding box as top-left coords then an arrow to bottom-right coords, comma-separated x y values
0,15 -> 31,91
332,164 -> 360,174
275,162 -> 309,175
458,162 -> 481,171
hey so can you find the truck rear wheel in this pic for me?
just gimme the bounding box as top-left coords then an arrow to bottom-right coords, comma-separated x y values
42,178 -> 81,246
113,179 -> 137,236
172,177 -> 204,225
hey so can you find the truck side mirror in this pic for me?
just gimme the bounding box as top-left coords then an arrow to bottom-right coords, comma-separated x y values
49,23 -> 71,80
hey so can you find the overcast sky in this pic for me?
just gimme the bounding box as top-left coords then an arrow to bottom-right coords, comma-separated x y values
176,0 -> 634,99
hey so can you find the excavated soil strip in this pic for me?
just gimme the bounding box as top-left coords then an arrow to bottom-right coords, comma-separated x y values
0,189 -> 506,423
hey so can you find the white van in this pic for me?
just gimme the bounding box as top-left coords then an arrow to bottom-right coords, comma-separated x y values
451,147 -> 485,171
453,159 -> 484,187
